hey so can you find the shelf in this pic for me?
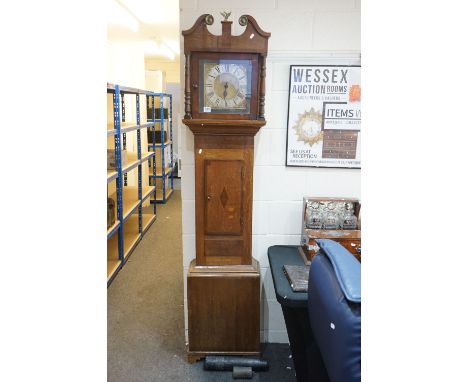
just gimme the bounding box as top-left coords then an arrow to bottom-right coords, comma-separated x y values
149,166 -> 173,177
107,260 -> 121,282
109,186 -> 141,221
142,185 -> 156,202
122,189 -> 140,221
141,151 -> 155,162
110,186 -> 155,209
122,214 -> 141,258
148,140 -> 172,149
107,237 -> 121,282
107,222 -> 140,261
107,126 -> 117,136
151,188 -> 174,203
122,152 -> 139,173
107,82 -> 154,95
124,231 -> 140,259
142,214 -> 157,234
147,118 -> 171,123
107,169 -> 118,183
122,122 -> 155,134
120,152 -> 156,174
107,121 -> 156,135
107,220 -> 120,239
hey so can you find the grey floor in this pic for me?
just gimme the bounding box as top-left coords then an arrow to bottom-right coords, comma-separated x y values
108,190 -> 296,381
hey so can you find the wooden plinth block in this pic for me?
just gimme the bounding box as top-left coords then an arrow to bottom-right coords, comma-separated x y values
187,259 -> 260,356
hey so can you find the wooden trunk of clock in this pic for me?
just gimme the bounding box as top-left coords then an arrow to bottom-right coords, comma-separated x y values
194,133 -> 254,266
182,14 -> 270,361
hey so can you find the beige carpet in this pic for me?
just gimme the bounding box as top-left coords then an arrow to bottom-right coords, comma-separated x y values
107,190 -> 295,381
108,191 -> 187,381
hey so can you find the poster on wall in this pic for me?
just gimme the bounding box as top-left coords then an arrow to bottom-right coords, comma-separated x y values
286,65 -> 361,168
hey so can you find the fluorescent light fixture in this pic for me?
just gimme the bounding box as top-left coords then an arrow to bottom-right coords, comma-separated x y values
143,40 -> 175,60
163,39 -> 180,56
108,0 -> 139,32
159,42 -> 175,60
118,0 -> 179,25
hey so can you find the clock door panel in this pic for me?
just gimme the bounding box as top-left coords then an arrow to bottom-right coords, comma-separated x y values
194,140 -> 253,266
204,160 -> 243,235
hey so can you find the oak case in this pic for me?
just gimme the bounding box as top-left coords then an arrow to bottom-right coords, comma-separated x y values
182,14 -> 270,360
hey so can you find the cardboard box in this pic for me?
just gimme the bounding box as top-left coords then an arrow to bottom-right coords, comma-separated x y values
107,149 -> 128,170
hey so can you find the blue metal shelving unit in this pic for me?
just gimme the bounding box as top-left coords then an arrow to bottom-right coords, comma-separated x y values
107,83 -> 159,286
147,93 -> 174,204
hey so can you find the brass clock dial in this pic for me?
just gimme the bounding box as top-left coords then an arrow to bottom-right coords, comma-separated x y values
199,60 -> 252,114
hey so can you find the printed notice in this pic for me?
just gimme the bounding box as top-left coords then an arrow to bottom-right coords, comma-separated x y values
286,65 -> 361,168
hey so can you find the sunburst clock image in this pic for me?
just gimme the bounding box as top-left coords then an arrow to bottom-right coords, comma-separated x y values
293,107 -> 323,146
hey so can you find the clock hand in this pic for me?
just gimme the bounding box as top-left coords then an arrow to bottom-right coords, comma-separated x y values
223,82 -> 228,99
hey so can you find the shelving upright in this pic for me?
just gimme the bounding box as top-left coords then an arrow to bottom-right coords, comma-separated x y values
107,83 -> 158,285
147,93 -> 174,204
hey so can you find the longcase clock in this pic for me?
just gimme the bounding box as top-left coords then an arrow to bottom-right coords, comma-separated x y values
182,14 -> 270,362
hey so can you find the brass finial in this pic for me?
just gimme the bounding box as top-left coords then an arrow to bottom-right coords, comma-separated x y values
220,11 -> 231,21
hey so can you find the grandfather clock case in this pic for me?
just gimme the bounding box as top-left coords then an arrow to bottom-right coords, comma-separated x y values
182,14 -> 270,362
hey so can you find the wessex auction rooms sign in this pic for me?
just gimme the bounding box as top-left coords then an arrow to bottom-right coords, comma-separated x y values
286,65 -> 361,168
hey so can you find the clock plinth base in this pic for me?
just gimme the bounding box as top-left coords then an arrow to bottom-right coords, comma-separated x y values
187,350 -> 261,364
189,259 -> 259,274
187,259 -> 261,356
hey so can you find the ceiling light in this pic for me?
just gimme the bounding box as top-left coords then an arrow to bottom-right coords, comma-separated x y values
118,0 -> 179,25
143,40 -> 175,60
159,42 -> 175,60
108,0 -> 139,32
163,39 -> 180,56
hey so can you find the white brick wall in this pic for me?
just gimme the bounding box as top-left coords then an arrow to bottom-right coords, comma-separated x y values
180,0 -> 360,343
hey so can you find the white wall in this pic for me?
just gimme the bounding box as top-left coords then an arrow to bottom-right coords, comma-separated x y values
107,40 -> 149,190
180,0 -> 361,343
145,59 -> 181,84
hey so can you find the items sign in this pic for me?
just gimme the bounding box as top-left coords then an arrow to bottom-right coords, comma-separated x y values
286,65 -> 361,168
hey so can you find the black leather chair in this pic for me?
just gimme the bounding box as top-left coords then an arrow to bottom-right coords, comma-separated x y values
307,239 -> 361,382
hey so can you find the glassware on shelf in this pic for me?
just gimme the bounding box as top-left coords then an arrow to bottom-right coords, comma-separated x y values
341,202 -> 357,230
305,201 -> 323,229
323,201 -> 339,230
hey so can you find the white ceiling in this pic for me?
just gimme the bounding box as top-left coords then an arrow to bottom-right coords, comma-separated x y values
107,0 -> 180,59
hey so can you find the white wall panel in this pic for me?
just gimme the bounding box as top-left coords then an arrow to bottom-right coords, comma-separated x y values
268,201 -> 303,234
277,0 -> 317,10
181,164 -> 195,200
254,129 -> 272,166
252,201 -> 270,235
316,0 -> 355,10
313,11 -> 361,51
260,266 -> 277,301
182,234 -> 196,268
198,0 -> 276,9
263,298 -> 287,331
269,129 -> 288,165
181,200 -> 195,235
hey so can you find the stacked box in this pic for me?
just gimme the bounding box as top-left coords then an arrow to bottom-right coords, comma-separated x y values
147,129 -> 163,144
107,149 -> 128,170
146,107 -> 168,119
107,197 -> 116,229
